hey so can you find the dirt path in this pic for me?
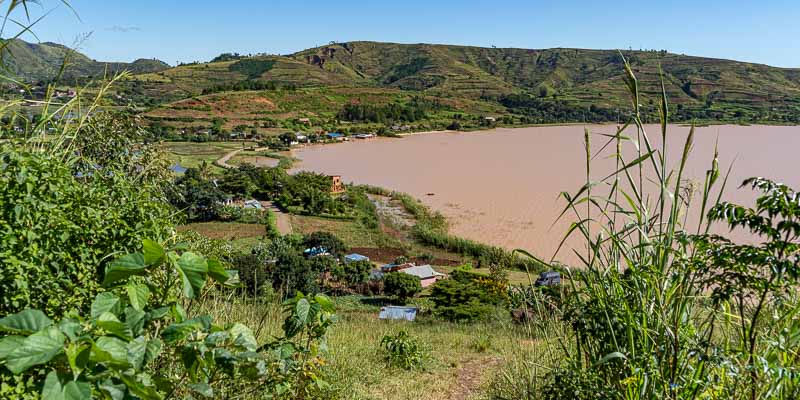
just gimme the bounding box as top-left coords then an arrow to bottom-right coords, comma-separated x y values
216,146 -> 269,169
446,356 -> 502,400
263,201 -> 292,235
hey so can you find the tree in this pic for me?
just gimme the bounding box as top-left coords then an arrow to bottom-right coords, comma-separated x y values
168,167 -> 226,221
334,259 -> 373,287
303,231 -> 347,259
383,272 -> 422,303
279,131 -> 297,146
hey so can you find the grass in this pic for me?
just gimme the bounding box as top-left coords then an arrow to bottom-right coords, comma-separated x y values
289,214 -> 393,248
195,293 -> 558,400
162,141 -> 255,171
177,221 -> 265,240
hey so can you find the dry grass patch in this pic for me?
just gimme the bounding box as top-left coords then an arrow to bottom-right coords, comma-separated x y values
178,222 -> 265,240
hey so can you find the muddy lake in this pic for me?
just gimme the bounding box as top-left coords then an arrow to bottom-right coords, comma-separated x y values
292,125 -> 800,263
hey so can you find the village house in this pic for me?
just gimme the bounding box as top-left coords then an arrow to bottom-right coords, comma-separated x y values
374,263 -> 446,287
399,265 -> 446,287
297,117 -> 311,125
325,132 -> 347,141
354,133 -> 375,139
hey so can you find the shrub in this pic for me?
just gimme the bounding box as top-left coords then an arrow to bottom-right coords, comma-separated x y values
0,145 -> 173,316
302,231 -> 347,258
0,240 -> 336,399
380,331 -> 426,370
429,270 -> 506,322
334,259 -> 373,287
232,253 -> 272,297
383,272 -> 422,303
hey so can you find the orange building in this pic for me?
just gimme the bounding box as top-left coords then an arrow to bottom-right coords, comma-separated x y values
330,175 -> 345,193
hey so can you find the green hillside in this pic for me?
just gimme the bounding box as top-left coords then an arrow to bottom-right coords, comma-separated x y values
128,41 -> 800,129
1,38 -> 169,81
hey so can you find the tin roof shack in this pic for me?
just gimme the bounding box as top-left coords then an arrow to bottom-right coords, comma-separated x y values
325,132 -> 347,141
379,306 -> 417,321
344,253 -> 370,264
400,265 -> 446,287
535,271 -> 561,286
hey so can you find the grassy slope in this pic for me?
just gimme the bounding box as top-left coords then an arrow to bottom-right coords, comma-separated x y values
130,41 -> 800,130
2,38 -> 169,81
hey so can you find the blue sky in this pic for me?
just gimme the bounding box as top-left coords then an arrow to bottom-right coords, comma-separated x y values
12,0 -> 800,67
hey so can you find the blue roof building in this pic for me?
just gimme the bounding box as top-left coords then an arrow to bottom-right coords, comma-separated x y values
326,132 -> 345,139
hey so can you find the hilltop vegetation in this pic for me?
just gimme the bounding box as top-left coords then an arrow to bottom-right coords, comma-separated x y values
1,38 -> 169,82
124,41 -> 800,134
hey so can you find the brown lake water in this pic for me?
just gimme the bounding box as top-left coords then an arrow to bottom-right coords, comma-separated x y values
292,125 -> 800,263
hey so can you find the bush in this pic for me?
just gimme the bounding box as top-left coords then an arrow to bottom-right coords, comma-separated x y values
232,253 -> 272,297
0,240 -> 336,399
429,270 -> 506,322
380,331 -> 426,370
383,272 -> 422,303
302,231 -> 347,258
334,259 -> 373,287
0,145 -> 173,316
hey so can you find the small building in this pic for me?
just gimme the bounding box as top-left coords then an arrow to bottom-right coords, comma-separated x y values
344,253 -> 370,264
379,306 -> 418,321
484,116 -> 496,123
298,117 -> 311,125
243,199 -> 263,209
400,265 -> 446,287
354,133 -> 375,139
295,134 -> 309,143
380,262 -> 415,273
329,175 -> 345,193
325,132 -> 347,141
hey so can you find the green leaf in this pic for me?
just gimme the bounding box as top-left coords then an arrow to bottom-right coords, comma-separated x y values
91,293 -> 121,319
189,382 -> 213,398
126,283 -> 151,311
0,336 -> 24,360
125,307 -> 146,337
0,309 -> 53,334
103,253 -> 147,286
228,323 -> 257,351
120,374 -> 163,400
5,326 -> 66,374
127,337 -> 147,370
314,294 -> 335,312
42,371 -> 65,400
98,380 -> 126,400
66,343 -> 91,379
58,318 -> 83,341
207,259 -> 230,284
142,239 -> 165,266
295,298 -> 311,325
162,316 -> 212,344
144,338 -> 162,364
91,336 -> 130,367
62,380 -> 92,400
176,252 -> 208,299
96,312 -> 133,340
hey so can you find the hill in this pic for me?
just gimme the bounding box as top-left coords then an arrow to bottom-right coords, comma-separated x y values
1,38 -> 169,81
130,41 -> 800,130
